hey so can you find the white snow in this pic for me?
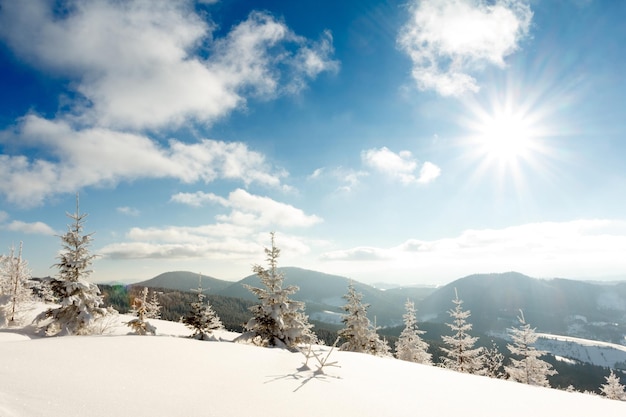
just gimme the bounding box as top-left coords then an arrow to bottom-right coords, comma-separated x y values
1,310 -> 625,417
537,333 -> 626,368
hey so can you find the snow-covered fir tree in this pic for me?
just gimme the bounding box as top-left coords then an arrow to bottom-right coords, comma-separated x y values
182,276 -> 224,340
35,196 -> 111,336
395,299 -> 431,364
338,281 -> 391,357
480,340 -> 505,379
126,287 -> 161,335
236,233 -> 315,348
600,370 -> 625,401
440,289 -> 483,373
0,243 -> 34,326
504,311 -> 557,387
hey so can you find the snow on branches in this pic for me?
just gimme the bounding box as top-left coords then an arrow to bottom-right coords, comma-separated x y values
35,195 -> 112,336
338,281 -> 390,357
0,242 -> 34,326
182,276 -> 224,340
440,289 -> 483,373
236,233 -> 315,349
126,287 -> 161,335
395,299 -> 431,364
504,310 -> 557,387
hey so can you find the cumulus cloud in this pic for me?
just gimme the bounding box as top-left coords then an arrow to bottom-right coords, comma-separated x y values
362,147 -> 440,184
217,189 -> 323,228
0,116 -> 286,207
0,1 -> 338,130
4,220 -> 56,235
170,189 -> 321,228
398,0 -> 533,96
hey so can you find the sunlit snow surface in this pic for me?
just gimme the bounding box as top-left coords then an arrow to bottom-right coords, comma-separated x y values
1,311 -> 625,417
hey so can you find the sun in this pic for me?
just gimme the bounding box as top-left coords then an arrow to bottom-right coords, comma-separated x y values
475,110 -> 536,162
459,92 -> 554,191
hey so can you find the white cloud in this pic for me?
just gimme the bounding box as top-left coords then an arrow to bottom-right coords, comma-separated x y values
170,191 -> 227,207
362,147 -> 440,184
398,0 -> 533,96
319,247 -> 391,261
308,167 -> 369,192
418,161 -> 442,184
216,189 -> 323,228
0,2 -> 338,130
0,116 -> 286,207
5,220 -> 56,236
117,207 -> 140,217
0,211 -> 8,223
320,219 -> 626,283
101,190 -> 321,260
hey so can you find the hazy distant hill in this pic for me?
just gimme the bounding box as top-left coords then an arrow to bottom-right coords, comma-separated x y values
129,267 -> 435,327
417,272 -> 626,343
131,271 -> 233,293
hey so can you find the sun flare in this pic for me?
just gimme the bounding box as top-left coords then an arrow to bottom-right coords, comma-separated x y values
460,91 -> 555,191
476,111 -> 535,161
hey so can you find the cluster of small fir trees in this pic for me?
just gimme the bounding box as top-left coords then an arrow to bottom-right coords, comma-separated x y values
236,232 -> 315,349
0,242 -> 35,326
126,287 -> 161,335
35,195 -> 115,336
182,276 -> 224,340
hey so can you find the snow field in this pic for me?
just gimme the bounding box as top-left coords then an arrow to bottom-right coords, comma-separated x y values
1,314 -> 626,417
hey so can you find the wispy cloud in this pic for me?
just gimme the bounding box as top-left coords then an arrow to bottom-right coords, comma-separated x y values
4,220 -> 56,236
398,0 -> 532,96
102,190 -> 321,260
320,246 -> 391,261
361,147 -> 440,184
320,219 -> 626,282
0,211 -> 7,223
170,191 -> 227,207
116,207 -> 140,217
0,2 -> 338,130
308,167 -> 369,192
0,116 -> 286,207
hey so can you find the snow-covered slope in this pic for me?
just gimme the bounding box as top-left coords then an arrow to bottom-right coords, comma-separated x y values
1,315 -> 625,417
537,333 -> 626,369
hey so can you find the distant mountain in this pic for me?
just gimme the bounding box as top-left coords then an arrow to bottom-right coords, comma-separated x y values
131,271 -> 233,293
416,272 -> 626,343
131,267 -> 436,327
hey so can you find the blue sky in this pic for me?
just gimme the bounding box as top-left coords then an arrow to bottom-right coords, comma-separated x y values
1,0 -> 626,285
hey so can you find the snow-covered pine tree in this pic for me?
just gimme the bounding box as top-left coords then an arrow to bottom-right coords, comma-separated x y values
236,233 -> 315,348
126,287 -> 161,335
600,370 -> 625,401
182,275 -> 224,340
338,281 -> 391,357
0,243 -> 34,326
440,288 -> 483,373
480,340 -> 505,379
395,299 -> 431,364
504,310 -> 557,387
35,195 -> 111,336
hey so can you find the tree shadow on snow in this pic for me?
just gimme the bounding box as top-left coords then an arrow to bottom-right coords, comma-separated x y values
265,364 -> 342,392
